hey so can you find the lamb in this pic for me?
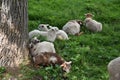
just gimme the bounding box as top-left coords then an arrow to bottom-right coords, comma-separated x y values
84,13 -> 102,32
33,52 -> 72,73
49,26 -> 69,40
29,37 -> 56,57
38,25 -> 69,40
108,57 -> 120,80
62,20 -> 83,35
29,27 -> 58,42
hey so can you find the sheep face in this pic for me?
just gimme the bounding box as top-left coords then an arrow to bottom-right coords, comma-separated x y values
29,37 -> 40,48
31,37 -> 40,45
48,27 -> 59,34
85,13 -> 94,18
61,61 -> 72,73
84,18 -> 92,24
49,26 -> 59,31
38,24 -> 49,31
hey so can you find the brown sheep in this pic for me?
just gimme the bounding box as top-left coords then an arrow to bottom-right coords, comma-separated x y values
33,52 -> 72,73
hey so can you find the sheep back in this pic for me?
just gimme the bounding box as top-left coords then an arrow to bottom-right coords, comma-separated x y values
31,41 -> 56,56
84,18 -> 102,32
33,52 -> 64,66
62,20 -> 80,35
108,57 -> 120,80
29,30 -> 41,39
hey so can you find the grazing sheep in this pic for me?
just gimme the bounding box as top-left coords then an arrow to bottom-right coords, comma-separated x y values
29,37 -> 56,57
108,57 -> 120,80
84,13 -> 102,32
38,25 -> 69,40
62,20 -> 83,35
33,52 -> 72,73
29,27 -> 58,42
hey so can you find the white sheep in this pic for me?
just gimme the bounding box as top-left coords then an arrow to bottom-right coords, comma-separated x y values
84,13 -> 102,32
29,27 -> 58,42
108,57 -> 120,80
62,20 -> 83,35
29,37 -> 56,57
38,25 -> 69,40
50,26 -> 69,40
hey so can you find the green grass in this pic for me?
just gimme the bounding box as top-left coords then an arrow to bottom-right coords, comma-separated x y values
1,0 -> 119,80
27,0 -> 120,80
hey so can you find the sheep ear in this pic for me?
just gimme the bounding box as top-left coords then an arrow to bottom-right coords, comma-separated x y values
66,61 -> 72,64
60,63 -> 66,67
46,24 -> 49,26
49,26 -> 52,29
46,24 -> 49,27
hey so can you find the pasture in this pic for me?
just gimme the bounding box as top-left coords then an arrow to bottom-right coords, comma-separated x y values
1,0 -> 120,80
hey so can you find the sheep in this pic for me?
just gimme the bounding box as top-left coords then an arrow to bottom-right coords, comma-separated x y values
108,57 -> 120,80
38,25 -> 69,40
49,26 -> 69,40
62,20 -> 83,35
84,13 -> 102,32
29,27 -> 58,42
33,52 -> 72,73
56,29 -> 69,40
29,37 -> 56,57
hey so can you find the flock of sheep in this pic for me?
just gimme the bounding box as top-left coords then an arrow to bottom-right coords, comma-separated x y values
28,13 -> 119,79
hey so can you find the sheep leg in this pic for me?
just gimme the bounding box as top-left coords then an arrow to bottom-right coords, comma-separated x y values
75,31 -> 84,36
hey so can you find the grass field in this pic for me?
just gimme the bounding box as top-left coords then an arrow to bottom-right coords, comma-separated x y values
28,0 -> 120,80
1,0 -> 120,80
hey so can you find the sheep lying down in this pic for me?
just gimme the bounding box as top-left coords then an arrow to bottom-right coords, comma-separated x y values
33,52 -> 72,73
29,37 -> 56,57
50,26 -> 69,40
62,20 -> 83,35
108,57 -> 120,80
29,27 -> 58,42
38,24 -> 69,40
84,18 -> 102,32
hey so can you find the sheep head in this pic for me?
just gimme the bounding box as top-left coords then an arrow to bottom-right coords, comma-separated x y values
60,61 -> 72,73
85,13 -> 94,18
31,37 -> 40,44
38,24 -> 49,31
84,18 -> 92,24
49,26 -> 59,33
29,37 -> 40,48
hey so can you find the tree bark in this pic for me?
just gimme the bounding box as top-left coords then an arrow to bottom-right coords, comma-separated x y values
0,0 -> 28,67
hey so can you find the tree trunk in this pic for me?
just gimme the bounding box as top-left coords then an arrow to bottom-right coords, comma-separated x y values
0,0 -> 28,67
